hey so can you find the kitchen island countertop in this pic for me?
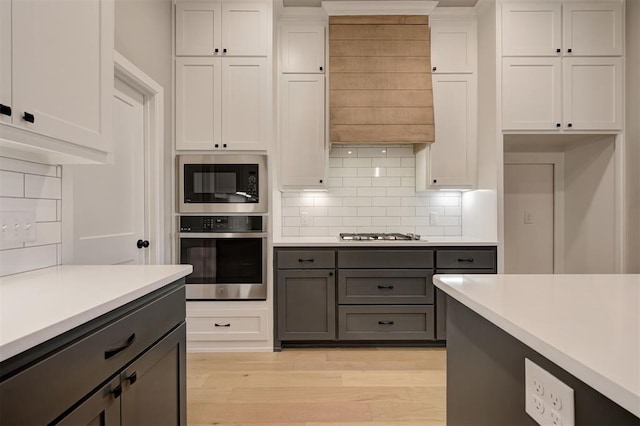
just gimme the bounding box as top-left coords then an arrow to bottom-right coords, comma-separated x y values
273,236 -> 497,247
433,274 -> 640,418
0,264 -> 192,362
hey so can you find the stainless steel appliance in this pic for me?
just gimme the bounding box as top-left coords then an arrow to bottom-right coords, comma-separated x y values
179,215 -> 266,300
339,232 -> 422,241
177,154 -> 267,213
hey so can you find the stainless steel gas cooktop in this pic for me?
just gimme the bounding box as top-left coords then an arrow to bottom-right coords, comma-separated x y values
339,232 -> 421,241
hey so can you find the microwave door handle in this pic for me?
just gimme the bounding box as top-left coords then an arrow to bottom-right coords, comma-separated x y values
178,232 -> 267,238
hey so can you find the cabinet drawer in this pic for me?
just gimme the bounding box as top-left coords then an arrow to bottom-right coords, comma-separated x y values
338,306 -> 435,340
277,250 -> 335,269
338,269 -> 434,304
187,308 -> 268,342
0,285 -> 185,426
338,250 -> 434,269
436,249 -> 496,269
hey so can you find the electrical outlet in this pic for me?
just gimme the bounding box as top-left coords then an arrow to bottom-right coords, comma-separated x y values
524,210 -> 534,224
430,212 -> 438,225
300,211 -> 311,227
525,358 -> 574,426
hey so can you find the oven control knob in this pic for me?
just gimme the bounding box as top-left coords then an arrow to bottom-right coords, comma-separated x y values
248,175 -> 257,183
217,288 -> 225,295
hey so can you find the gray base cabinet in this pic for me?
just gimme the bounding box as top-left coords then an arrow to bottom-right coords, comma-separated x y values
0,280 -> 187,426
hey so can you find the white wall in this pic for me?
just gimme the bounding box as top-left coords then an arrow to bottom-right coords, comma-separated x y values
0,158 -> 62,276
115,0 -> 173,263
625,0 -> 640,273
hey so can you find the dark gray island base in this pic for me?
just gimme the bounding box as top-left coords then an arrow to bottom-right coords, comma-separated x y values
446,298 -> 640,425
0,278 -> 187,426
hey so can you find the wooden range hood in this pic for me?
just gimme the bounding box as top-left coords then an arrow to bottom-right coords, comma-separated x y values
325,2 -> 437,145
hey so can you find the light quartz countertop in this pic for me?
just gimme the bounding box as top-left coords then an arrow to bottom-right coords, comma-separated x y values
273,236 -> 497,247
0,264 -> 192,362
433,274 -> 640,418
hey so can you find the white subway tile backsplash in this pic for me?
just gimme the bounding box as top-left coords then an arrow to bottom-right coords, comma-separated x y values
0,245 -> 57,276
0,171 -> 24,197
0,198 -> 57,222
280,145 -> 462,237
25,175 -> 61,199
25,222 -> 62,247
0,157 -> 58,177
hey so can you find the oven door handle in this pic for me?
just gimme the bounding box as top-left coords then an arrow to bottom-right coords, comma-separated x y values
179,232 -> 267,238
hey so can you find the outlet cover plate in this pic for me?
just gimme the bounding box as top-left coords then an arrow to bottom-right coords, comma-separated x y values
525,358 -> 575,426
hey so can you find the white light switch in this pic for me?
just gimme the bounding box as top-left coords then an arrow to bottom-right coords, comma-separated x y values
0,211 -> 37,243
524,211 -> 534,224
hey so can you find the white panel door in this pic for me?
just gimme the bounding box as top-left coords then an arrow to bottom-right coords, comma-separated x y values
222,2 -> 267,56
501,2 -> 562,56
502,57 -> 562,130
69,79 -> 145,265
11,0 -> 112,152
221,58 -> 268,150
429,74 -> 476,187
280,74 -> 326,189
0,0 -> 11,125
430,20 -> 476,74
563,57 -> 623,130
280,23 -> 325,74
504,164 -> 554,274
175,57 -> 221,150
563,2 -> 623,56
175,2 -> 221,56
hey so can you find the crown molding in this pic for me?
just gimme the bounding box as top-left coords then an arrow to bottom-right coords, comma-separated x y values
321,1 -> 439,16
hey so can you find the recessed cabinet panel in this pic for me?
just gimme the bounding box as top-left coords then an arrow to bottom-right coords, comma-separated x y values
280,75 -> 326,189
280,24 -> 325,73
563,2 -> 623,56
502,57 -> 562,130
222,3 -> 267,56
0,0 -> 11,125
430,21 -> 476,73
175,58 -> 221,150
563,57 -> 622,130
501,2 -> 562,56
221,58 -> 268,150
175,2 -> 221,56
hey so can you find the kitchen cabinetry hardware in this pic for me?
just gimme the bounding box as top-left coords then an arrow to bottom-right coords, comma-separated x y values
111,385 -> 122,399
105,333 -> 136,359
222,143 -> 227,148
22,112 -> 35,123
215,144 -> 219,148
223,48 -> 227,53
377,285 -> 395,290
298,258 -> 315,263
320,66 -> 323,71
319,179 -> 323,183
556,123 -> 561,127
556,48 -> 561,53
378,321 -> 395,325
432,66 -> 437,71
457,258 -> 474,262
214,323 -> 231,327
136,239 -> 149,249
215,48 -> 219,54
567,123 -> 573,127
567,48 -> 572,53
0,104 -> 11,116
329,272 -> 333,276
126,372 -> 137,385
433,179 -> 437,183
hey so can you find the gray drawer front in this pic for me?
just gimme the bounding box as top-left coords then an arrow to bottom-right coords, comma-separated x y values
0,285 -> 185,426
436,250 -> 496,269
338,306 -> 435,340
339,269 -> 434,304
277,250 -> 335,269
338,250 -> 434,269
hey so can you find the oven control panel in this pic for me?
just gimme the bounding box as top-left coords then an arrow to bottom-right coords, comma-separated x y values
180,215 -> 263,233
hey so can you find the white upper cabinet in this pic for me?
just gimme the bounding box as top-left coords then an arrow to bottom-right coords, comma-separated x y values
430,20 -> 477,73
280,23 -> 325,74
175,1 -> 267,57
280,74 -> 326,189
563,57 -> 623,130
0,0 -> 113,163
562,2 -> 623,56
502,1 -> 623,57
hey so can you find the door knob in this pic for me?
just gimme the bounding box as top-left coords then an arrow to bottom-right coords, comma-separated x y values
137,239 -> 149,249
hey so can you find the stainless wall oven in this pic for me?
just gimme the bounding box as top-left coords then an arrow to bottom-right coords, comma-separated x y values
177,154 -> 267,214
179,216 -> 266,300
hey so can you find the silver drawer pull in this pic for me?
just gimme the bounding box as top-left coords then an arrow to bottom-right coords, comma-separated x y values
215,323 -> 231,327
378,320 -> 395,325
377,285 -> 395,290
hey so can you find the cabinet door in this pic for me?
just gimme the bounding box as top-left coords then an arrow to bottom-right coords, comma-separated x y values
221,2 -> 268,56
57,377 -> 121,426
428,74 -> 476,187
502,57 -> 562,130
175,57 -> 221,150
280,23 -> 325,73
11,0 -> 113,152
121,323 -> 187,426
221,57 -> 268,150
0,0 -> 11,125
430,20 -> 476,74
280,74 -> 326,189
562,2 -> 623,56
501,2 -> 562,56
175,2 -> 221,56
563,57 -> 623,130
277,269 -> 336,341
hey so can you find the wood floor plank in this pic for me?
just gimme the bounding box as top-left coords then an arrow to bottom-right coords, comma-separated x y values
203,371 -> 343,388
341,370 -> 446,387
292,360 -> 424,371
407,386 -> 447,404
227,386 -> 412,403
187,386 -> 233,403
368,401 -> 446,422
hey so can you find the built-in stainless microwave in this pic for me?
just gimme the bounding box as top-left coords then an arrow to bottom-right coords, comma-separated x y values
177,154 -> 267,213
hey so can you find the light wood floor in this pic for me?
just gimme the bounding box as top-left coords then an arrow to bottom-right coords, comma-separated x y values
187,347 -> 447,426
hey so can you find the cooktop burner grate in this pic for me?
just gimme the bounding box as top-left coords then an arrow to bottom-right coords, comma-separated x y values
339,232 -> 421,241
